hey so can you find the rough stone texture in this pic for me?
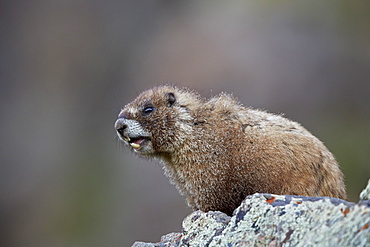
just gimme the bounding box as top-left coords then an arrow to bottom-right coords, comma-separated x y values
132,233 -> 182,247
132,182 -> 370,247
360,179 -> 370,200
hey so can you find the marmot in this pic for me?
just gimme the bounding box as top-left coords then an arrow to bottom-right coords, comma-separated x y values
115,85 -> 346,215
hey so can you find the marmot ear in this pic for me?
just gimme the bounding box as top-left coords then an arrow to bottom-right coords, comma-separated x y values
166,92 -> 176,107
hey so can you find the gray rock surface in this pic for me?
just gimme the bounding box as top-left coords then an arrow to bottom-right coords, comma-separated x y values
132,183 -> 370,247
360,179 -> 370,200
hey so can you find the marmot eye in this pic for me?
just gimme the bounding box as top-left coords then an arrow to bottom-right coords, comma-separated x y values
142,106 -> 154,115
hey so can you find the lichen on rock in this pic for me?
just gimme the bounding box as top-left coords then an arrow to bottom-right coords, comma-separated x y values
132,181 -> 370,247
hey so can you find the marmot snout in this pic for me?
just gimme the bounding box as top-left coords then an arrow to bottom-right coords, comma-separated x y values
115,85 -> 346,215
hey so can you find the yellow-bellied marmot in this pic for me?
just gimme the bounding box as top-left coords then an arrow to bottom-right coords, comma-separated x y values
115,85 -> 346,215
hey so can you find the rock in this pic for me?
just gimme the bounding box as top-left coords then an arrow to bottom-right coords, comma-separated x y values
132,233 -> 182,247
132,188 -> 370,246
360,179 -> 370,200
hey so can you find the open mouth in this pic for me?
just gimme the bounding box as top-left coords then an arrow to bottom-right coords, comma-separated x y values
124,136 -> 150,151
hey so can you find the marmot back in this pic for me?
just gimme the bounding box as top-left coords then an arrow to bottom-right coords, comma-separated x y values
115,85 -> 346,215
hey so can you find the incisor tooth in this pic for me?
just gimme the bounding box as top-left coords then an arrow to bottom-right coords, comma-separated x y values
130,143 -> 141,149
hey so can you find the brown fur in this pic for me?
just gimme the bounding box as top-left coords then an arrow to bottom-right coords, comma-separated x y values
115,85 -> 346,215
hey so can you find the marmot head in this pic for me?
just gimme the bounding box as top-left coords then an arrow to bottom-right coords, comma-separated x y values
114,85 -> 202,156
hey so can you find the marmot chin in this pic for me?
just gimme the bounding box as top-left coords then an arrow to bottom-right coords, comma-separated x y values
115,85 -> 346,215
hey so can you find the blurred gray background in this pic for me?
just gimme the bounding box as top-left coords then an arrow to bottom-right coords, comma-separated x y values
1,1 -> 369,246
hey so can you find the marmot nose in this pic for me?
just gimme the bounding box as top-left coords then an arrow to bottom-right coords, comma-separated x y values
114,118 -> 127,137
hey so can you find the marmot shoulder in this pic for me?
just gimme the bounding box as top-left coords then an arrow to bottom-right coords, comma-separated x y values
115,85 -> 346,215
